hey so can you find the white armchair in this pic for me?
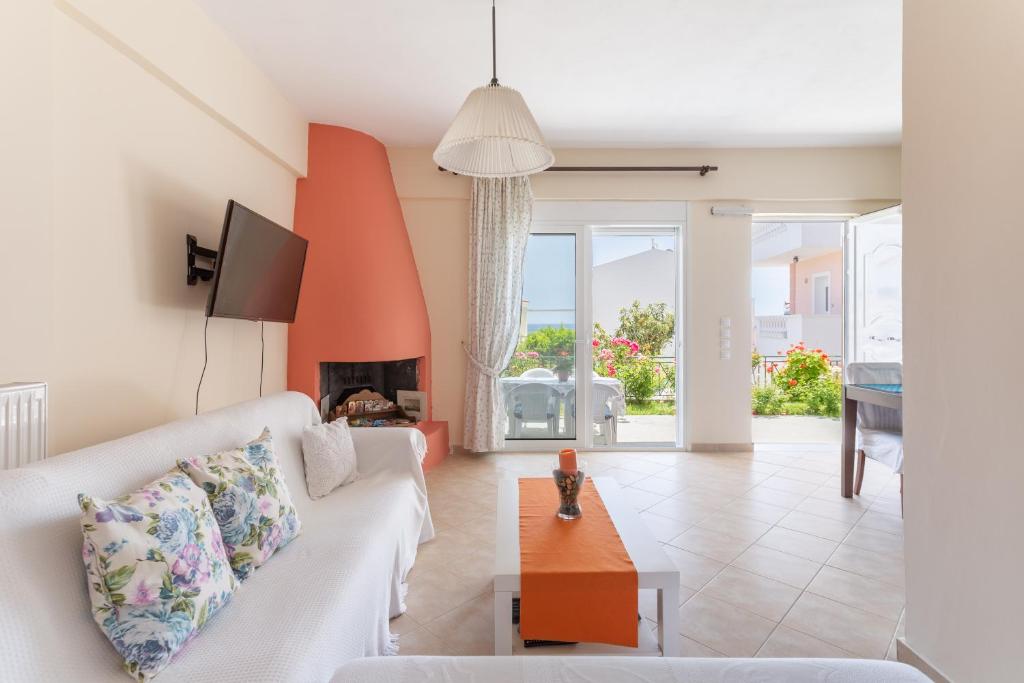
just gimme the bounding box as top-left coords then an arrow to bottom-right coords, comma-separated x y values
507,383 -> 560,438
565,385 -> 618,445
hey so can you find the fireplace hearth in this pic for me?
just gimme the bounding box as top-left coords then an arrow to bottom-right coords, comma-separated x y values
319,359 -> 420,417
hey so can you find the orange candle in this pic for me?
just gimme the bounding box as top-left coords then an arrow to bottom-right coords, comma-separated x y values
558,448 -> 577,474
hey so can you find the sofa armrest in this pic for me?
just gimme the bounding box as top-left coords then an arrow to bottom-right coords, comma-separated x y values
350,426 -> 435,547
351,427 -> 428,479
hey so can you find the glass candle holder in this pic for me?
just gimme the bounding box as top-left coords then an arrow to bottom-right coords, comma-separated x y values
552,467 -> 585,520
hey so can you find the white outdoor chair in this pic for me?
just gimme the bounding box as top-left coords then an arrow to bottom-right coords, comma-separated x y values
565,384 -> 619,445
507,382 -> 560,438
846,362 -> 903,503
520,367 -> 555,379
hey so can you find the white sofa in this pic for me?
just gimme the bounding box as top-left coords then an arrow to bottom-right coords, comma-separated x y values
333,656 -> 932,682
0,392 -> 434,682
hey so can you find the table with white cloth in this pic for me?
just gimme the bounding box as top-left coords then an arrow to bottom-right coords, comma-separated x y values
499,376 -> 626,433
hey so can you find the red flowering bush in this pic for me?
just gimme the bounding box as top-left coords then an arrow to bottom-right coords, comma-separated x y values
770,342 -> 841,417
593,324 -> 665,401
774,342 -> 831,388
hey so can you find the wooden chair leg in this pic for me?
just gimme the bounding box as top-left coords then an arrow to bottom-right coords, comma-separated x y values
854,449 -> 866,495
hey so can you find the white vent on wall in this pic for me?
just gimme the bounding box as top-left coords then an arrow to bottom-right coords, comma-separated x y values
1,382 -> 47,469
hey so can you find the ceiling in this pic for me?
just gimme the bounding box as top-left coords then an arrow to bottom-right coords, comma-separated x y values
195,0 -> 901,148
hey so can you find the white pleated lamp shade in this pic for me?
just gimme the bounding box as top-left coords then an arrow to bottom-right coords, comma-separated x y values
433,84 -> 555,178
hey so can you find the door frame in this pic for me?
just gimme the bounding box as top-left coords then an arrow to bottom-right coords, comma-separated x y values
502,201 -> 688,452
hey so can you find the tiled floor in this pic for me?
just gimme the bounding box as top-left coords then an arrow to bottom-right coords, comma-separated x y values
397,444 -> 905,661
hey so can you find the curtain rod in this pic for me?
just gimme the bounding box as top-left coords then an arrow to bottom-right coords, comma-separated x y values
438,165 -> 718,176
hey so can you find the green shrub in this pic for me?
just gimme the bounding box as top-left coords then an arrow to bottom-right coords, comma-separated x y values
626,400 -> 676,416
502,326 -> 576,376
593,323 -> 669,401
615,301 -> 675,356
804,375 -> 842,417
773,342 -> 832,392
518,326 -> 575,358
618,355 -> 659,401
752,385 -> 784,415
781,401 -> 810,416
771,342 -> 840,417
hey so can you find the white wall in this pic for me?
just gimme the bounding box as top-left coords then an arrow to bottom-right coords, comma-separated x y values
592,249 -> 677,340
0,0 -> 307,454
902,1 -> 1024,681
390,146 -> 900,448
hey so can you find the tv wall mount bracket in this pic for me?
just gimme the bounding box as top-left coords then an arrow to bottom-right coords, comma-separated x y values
186,234 -> 218,286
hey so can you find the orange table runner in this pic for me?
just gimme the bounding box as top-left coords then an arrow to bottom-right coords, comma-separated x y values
518,478 -> 638,647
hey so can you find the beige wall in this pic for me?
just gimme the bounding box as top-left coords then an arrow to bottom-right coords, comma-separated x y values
390,147 -> 900,448
684,203 -> 753,447
902,1 -> 1023,681
0,1 -> 307,455
0,0 -> 54,395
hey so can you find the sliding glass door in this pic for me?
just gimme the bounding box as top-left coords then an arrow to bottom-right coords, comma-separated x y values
591,228 -> 679,446
500,231 -> 581,444
499,202 -> 685,450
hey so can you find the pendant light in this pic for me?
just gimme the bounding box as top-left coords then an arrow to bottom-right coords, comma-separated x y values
433,0 -> 554,178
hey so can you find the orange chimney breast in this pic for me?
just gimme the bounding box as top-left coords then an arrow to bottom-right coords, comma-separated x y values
288,124 -> 433,423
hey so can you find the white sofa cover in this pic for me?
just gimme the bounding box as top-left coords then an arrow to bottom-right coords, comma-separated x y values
0,392 -> 434,682
333,656 -> 932,683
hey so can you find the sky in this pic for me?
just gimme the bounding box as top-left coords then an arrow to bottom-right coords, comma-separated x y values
752,266 -> 789,315
522,234 -> 576,329
522,234 -> 676,330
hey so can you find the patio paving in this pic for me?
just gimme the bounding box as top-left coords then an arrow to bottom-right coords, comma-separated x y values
614,415 -> 841,446
752,416 -> 841,444
615,414 -> 678,444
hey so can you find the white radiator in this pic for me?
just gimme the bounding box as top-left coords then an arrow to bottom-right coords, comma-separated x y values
0,382 -> 47,469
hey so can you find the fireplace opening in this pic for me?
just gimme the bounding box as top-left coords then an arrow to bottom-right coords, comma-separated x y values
318,359 -> 420,418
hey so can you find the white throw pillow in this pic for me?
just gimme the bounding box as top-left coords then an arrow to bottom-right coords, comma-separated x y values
302,419 -> 359,499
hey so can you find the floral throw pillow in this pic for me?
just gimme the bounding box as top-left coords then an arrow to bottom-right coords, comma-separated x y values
177,428 -> 301,580
79,470 -> 237,681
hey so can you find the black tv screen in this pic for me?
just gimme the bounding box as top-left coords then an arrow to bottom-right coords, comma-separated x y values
206,200 -> 308,322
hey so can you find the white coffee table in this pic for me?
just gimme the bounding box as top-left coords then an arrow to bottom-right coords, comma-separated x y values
494,476 -> 680,656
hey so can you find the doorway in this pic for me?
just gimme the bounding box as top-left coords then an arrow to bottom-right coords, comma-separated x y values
751,221 -> 844,444
813,272 -> 831,315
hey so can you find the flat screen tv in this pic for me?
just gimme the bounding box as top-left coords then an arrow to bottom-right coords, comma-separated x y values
206,200 -> 309,323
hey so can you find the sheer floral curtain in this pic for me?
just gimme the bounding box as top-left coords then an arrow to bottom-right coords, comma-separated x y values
462,177 -> 533,452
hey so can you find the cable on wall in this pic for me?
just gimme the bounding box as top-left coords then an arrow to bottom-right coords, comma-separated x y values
259,320 -> 265,397
195,316 -> 210,415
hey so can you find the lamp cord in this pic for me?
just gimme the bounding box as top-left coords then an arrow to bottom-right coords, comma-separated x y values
259,320 -> 264,397
195,316 -> 209,415
490,0 -> 498,85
